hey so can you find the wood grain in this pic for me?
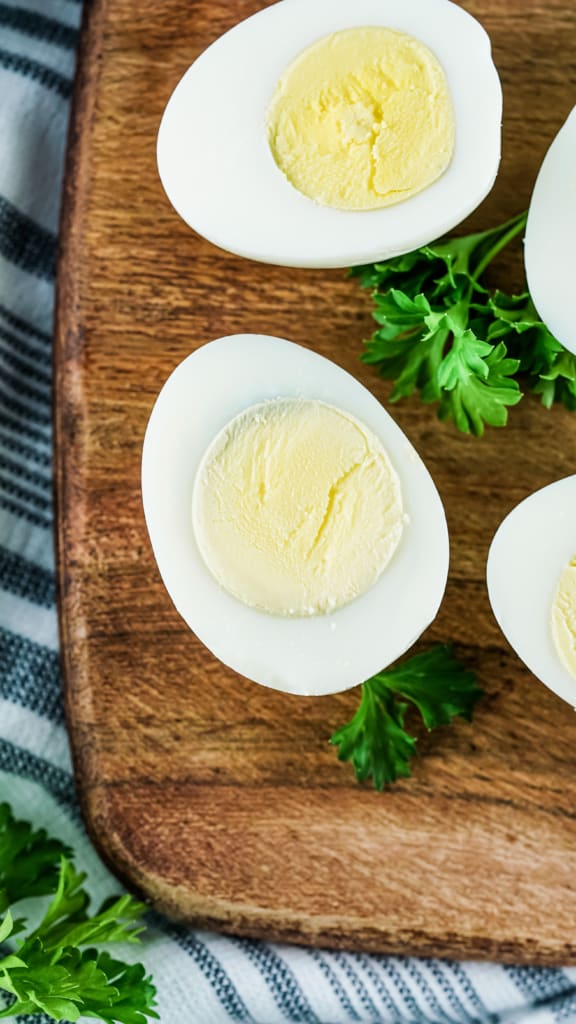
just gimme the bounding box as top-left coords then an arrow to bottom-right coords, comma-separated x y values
55,0 -> 576,962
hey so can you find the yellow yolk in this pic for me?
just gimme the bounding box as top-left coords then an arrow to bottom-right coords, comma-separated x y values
266,26 -> 455,211
192,398 -> 404,616
551,555 -> 576,678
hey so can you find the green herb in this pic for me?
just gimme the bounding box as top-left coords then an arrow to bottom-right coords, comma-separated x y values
0,803 -> 158,1023
487,290 -> 576,410
351,210 -> 576,434
331,645 -> 482,789
0,801 -> 72,914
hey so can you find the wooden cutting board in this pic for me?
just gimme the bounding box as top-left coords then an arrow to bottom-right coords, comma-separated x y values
55,0 -> 576,963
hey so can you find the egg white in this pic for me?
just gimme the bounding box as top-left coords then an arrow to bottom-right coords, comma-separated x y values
525,105 -> 576,356
157,0 -> 502,269
142,335 -> 449,696
487,476 -> 576,707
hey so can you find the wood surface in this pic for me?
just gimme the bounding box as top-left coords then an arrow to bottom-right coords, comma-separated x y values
55,0 -> 576,962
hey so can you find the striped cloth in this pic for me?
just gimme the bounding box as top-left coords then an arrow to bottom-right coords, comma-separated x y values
2,1 -> 576,1021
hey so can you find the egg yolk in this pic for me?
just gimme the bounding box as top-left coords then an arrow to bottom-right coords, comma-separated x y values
266,26 -> 455,211
551,554 -> 576,678
192,398 -> 404,616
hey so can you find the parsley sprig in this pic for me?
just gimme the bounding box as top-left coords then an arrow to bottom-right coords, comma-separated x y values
352,211 -> 576,434
331,645 -> 482,789
0,803 -> 158,1023
0,801 -> 72,914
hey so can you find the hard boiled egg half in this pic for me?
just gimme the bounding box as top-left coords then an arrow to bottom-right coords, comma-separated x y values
157,0 -> 502,268
142,335 -> 449,696
525,105 -> 576,356
487,476 -> 576,707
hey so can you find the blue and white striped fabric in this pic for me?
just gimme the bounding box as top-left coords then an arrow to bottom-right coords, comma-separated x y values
2,2 -> 576,1021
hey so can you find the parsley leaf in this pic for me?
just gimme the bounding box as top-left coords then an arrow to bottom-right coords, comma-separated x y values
376,645 -> 481,729
352,210 -> 576,433
438,338 -> 521,435
22,858 -> 147,952
331,645 -> 482,789
488,291 -> 576,411
331,685 -> 416,790
0,942 -> 157,1024
0,802 -> 72,914
0,806 -> 158,1024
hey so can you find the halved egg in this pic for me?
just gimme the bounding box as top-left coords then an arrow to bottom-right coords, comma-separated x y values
525,105 -> 576,356
141,335 -> 449,696
487,476 -> 576,707
157,0 -> 502,269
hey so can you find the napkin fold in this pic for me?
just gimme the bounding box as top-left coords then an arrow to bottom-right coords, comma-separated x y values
1,1 -> 576,1021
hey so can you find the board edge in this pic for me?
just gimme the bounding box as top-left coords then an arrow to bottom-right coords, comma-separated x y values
53,0 -> 113,872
